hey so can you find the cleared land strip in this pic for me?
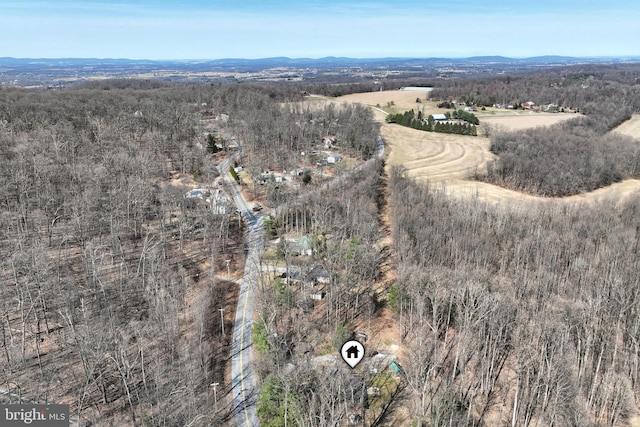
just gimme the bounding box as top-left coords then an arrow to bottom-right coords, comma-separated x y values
478,111 -> 577,131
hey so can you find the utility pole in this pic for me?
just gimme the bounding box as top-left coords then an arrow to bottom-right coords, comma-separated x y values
219,308 -> 225,335
210,382 -> 219,410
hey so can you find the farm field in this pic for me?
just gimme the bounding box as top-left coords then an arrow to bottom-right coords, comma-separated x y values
336,89 -> 434,114
478,111 -> 578,131
336,90 -> 579,130
381,123 -> 493,181
336,90 -> 640,205
612,114 -> 640,139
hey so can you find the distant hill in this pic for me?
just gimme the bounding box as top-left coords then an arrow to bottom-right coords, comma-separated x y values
2,55 -> 637,68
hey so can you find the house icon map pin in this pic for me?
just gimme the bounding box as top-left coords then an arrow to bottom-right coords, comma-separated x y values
341,340 -> 365,368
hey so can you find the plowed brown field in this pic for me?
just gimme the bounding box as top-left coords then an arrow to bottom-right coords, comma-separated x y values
382,123 -> 493,181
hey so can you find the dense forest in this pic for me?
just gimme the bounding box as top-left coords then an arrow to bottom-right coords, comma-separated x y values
0,83 -> 243,425
481,121 -> 640,196
0,80 -> 379,426
390,167 -> 640,426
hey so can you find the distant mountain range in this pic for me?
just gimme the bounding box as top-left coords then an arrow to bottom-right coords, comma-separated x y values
2,55 -> 639,68
2,55 -> 639,87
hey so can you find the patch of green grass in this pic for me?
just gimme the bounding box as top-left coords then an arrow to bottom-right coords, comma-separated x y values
365,373 -> 401,424
320,342 -> 334,355
253,321 -> 269,354
262,246 -> 281,261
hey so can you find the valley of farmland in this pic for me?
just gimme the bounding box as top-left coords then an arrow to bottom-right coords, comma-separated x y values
337,90 -> 640,205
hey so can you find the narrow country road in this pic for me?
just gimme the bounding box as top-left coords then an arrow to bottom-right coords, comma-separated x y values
217,157 -> 262,427
230,214 -> 263,427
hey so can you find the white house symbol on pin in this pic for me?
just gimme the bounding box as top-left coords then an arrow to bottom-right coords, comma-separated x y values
341,340 -> 365,368
346,345 -> 359,359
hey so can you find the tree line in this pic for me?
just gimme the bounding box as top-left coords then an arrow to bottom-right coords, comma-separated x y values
386,109 -> 478,136
431,63 -> 640,114
477,119 -> 640,196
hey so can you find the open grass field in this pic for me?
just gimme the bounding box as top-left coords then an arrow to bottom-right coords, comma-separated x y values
478,111 -> 578,131
336,89 -> 434,115
382,123 -> 493,181
612,114 -> 640,139
334,90 -> 640,205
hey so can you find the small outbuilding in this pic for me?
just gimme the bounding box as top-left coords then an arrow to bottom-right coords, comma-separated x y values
310,291 -> 326,300
323,136 -> 337,149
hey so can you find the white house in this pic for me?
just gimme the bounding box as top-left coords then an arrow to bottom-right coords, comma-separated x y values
327,154 -> 342,164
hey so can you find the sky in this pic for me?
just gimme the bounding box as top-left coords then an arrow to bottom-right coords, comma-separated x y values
1,0 -> 639,60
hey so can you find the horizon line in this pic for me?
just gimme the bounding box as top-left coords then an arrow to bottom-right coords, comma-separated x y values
2,54 -> 640,62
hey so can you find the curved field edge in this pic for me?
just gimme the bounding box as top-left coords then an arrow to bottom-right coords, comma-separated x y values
315,91 -> 640,204
380,114 -> 640,206
612,114 -> 640,139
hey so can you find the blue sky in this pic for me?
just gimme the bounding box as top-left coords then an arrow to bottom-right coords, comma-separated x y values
1,0 -> 639,59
